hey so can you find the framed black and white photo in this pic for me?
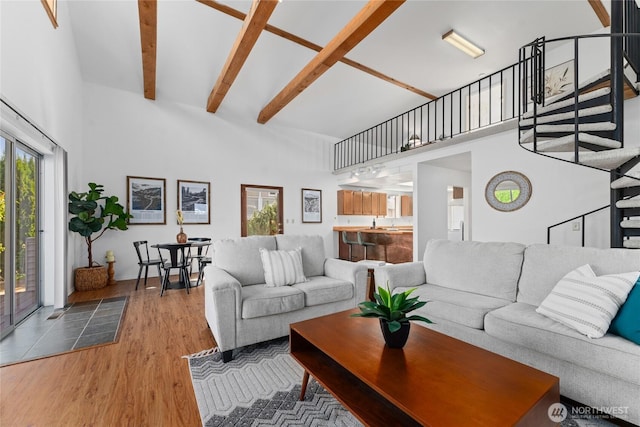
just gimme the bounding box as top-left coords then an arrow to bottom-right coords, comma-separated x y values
178,180 -> 210,224
301,188 -> 322,223
127,176 -> 166,224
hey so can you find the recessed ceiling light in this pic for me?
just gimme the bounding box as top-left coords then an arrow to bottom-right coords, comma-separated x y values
442,30 -> 485,59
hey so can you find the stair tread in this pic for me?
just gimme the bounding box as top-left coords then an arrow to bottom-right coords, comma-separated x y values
621,219 -> 640,228
534,133 -> 621,152
521,87 -> 611,119
519,122 -> 616,143
611,175 -> 640,189
578,147 -> 640,170
519,105 -> 612,127
623,239 -> 640,249
617,198 -> 640,208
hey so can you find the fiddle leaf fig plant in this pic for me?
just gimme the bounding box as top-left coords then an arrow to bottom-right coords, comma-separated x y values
351,282 -> 432,332
68,182 -> 132,267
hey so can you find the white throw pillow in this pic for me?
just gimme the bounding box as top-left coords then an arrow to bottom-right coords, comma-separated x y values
536,264 -> 638,338
260,247 -> 307,287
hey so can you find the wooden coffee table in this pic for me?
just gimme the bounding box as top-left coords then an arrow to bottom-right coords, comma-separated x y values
290,309 -> 559,426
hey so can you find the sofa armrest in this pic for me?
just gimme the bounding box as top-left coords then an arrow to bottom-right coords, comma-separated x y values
203,266 -> 243,351
374,262 -> 426,292
324,258 -> 369,303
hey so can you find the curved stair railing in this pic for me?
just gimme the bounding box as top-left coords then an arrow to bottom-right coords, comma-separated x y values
519,21 -> 640,248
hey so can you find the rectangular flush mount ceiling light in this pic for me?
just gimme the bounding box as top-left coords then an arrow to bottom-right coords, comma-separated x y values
442,30 -> 484,58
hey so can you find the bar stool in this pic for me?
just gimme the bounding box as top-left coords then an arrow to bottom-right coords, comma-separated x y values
357,231 -> 376,260
341,231 -> 358,261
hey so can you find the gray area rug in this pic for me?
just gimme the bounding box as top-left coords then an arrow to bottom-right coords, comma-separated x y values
184,337 -> 362,427
185,337 -> 620,427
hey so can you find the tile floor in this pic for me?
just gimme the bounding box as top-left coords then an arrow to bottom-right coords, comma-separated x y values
0,296 -> 127,366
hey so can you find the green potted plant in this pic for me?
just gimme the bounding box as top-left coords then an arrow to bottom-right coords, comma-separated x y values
351,282 -> 432,348
68,182 -> 132,291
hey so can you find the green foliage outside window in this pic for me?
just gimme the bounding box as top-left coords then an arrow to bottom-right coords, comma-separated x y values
494,189 -> 520,203
247,203 -> 278,236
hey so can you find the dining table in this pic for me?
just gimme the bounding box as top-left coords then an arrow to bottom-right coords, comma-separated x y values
151,241 -> 211,293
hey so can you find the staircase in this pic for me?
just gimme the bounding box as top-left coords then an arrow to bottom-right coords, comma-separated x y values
519,20 -> 640,248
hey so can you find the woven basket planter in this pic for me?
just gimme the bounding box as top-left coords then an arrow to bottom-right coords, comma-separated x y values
75,266 -> 108,291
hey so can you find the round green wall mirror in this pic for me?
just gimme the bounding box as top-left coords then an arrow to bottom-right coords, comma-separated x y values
485,171 -> 532,212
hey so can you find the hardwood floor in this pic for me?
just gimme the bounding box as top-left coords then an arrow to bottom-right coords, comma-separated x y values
0,277 -> 215,426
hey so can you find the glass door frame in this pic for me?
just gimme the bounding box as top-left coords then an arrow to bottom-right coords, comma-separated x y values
1,132 -> 41,339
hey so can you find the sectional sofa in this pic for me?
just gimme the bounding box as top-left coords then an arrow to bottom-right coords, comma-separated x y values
203,234 -> 368,362
374,239 -> 640,425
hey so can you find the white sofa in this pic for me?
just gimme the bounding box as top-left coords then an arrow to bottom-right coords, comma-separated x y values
375,239 -> 640,425
204,235 -> 368,362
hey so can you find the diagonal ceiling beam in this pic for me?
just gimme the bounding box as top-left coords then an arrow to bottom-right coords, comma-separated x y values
138,0 -> 157,100
207,0 -> 279,113
257,0 -> 406,124
587,0 -> 610,27
197,0 -> 435,100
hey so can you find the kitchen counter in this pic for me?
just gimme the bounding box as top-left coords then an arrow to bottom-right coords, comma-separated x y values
334,226 -> 413,263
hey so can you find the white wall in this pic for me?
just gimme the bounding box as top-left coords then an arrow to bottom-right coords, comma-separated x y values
81,83 -> 338,280
1,0 -> 85,303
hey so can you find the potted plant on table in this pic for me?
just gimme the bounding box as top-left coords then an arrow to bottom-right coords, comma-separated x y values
351,282 -> 432,348
68,182 -> 132,291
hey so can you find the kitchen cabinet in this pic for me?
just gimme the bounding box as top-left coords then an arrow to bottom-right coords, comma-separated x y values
338,190 -> 387,216
353,191 -> 363,215
337,190 -> 353,215
401,195 -> 413,216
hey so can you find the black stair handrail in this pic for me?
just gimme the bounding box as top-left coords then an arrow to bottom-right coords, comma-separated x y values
547,204 -> 610,246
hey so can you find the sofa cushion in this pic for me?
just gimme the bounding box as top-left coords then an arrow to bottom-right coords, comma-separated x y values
394,284 -> 511,330
260,247 -> 306,287
517,244 -> 640,306
213,236 -> 276,286
292,276 -> 354,307
609,276 -> 640,345
536,264 -> 638,338
275,235 -> 325,277
485,302 -> 640,385
423,239 -> 525,301
241,284 -> 304,319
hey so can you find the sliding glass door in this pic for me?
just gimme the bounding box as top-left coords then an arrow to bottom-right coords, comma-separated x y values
1,133 -> 41,338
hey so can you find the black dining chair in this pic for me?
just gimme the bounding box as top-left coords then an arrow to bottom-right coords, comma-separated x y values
155,243 -> 191,296
186,237 -> 212,283
133,241 -> 165,290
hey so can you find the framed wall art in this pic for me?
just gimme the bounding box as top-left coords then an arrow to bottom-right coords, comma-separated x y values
178,180 -> 211,224
127,176 -> 166,224
302,188 -> 322,223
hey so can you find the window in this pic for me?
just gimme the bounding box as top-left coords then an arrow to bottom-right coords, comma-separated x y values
241,185 -> 283,237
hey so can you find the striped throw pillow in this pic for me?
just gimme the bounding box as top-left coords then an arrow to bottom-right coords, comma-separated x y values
536,264 -> 639,338
260,247 -> 307,287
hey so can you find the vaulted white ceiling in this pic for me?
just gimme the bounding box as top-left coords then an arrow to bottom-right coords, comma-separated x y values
67,0 -> 607,139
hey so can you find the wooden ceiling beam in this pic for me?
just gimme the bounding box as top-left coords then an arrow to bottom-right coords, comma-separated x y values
587,0 -> 610,27
257,0 -> 406,124
197,0 -> 435,100
207,0 -> 278,113
138,0 -> 157,100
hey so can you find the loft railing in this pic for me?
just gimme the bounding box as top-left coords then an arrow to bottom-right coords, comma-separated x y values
547,205 -> 609,247
333,61 -> 526,171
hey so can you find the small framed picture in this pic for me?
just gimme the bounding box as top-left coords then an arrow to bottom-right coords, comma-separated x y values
178,180 -> 211,224
127,176 -> 166,224
301,188 -> 322,223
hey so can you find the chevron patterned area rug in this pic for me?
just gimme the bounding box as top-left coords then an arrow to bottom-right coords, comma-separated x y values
184,337 -> 362,427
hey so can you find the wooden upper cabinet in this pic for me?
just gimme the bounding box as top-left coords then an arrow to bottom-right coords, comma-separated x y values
372,192 -> 380,216
337,190 -> 353,215
401,195 -> 413,216
353,191 -> 363,215
362,192 -> 372,215
378,192 -> 387,216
